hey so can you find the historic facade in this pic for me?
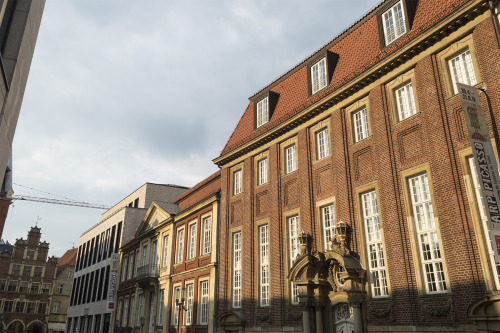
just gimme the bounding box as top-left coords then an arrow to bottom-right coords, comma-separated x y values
213,0 -> 500,332
0,226 -> 57,333
114,171 -> 220,333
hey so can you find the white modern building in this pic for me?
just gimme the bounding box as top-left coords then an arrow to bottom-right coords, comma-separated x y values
66,183 -> 188,333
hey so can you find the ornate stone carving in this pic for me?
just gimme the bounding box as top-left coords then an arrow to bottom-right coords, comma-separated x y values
329,238 -> 350,257
419,298 -> 454,322
369,303 -> 394,322
287,311 -> 303,321
256,310 -> 271,322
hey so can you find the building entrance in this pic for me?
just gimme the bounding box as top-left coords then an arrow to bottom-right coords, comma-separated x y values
334,303 -> 354,333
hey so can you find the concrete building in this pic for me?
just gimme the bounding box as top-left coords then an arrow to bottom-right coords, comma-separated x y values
47,248 -> 77,333
115,171 -> 220,333
66,183 -> 188,333
213,0 -> 500,332
0,226 -> 57,333
0,0 -> 46,239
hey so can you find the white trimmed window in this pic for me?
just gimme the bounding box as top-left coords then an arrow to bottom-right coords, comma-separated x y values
353,107 -> 369,142
259,225 -> 270,307
121,256 -> 128,282
448,49 -> 477,94
173,286 -> 180,325
185,283 -> 194,325
176,229 -> 184,264
409,173 -> 447,293
233,170 -> 242,195
129,296 -> 135,327
321,204 -> 335,251
257,97 -> 269,128
122,297 -> 129,327
468,157 -> 500,287
311,57 -> 328,94
162,235 -> 169,267
362,190 -> 389,297
151,240 -> 158,274
285,145 -> 297,174
128,252 -> 134,280
201,216 -> 211,256
258,159 -> 268,185
288,215 -> 300,304
187,223 -> 197,260
382,0 -> 406,45
137,294 -> 144,325
116,299 -> 123,326
157,290 -> 164,325
142,245 -> 148,267
232,232 -> 242,308
316,128 -> 330,160
200,280 -> 209,325
395,82 -> 416,121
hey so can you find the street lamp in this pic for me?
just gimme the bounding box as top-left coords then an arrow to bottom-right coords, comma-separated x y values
175,287 -> 187,333
335,221 -> 348,248
298,230 -> 309,256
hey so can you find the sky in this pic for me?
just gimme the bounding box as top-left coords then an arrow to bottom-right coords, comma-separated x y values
3,0 -> 380,257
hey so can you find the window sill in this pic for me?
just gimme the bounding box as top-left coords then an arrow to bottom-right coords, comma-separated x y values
351,135 -> 373,147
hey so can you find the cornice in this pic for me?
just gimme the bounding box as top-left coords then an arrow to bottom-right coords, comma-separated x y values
213,0 -> 489,167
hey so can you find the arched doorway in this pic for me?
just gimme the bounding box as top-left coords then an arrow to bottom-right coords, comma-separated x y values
6,320 -> 24,333
334,303 -> 354,333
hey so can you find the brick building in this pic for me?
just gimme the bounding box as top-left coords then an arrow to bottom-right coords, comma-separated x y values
213,0 -> 500,332
47,248 -> 77,333
114,171 -> 220,333
0,226 -> 57,333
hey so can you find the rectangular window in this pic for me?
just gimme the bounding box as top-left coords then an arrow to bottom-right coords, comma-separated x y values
382,0 -> 406,45
151,240 -> 158,274
233,170 -> 242,195
41,283 -> 51,294
316,128 -> 330,160
362,190 -> 389,297
129,296 -> 135,327
15,301 -> 25,313
19,281 -> 28,293
122,297 -> 129,327
311,57 -> 328,94
26,302 -> 35,314
288,215 -> 300,304
321,204 -> 335,251
409,173 -> 447,293
30,282 -> 39,294
121,256 -> 128,282
162,235 -> 169,267
200,281 -> 209,325
142,245 -> 148,267
137,294 -> 144,326
258,158 -> 268,185
353,107 -> 369,142
11,264 -> 20,276
57,284 -> 64,295
128,252 -> 134,280
187,223 -> 197,260
173,286 -> 181,325
395,82 -> 416,121
448,49 -> 477,94
256,97 -> 269,128
201,216 -> 211,256
176,229 -> 185,264
232,232 -> 242,308
7,281 -> 17,292
0,279 -> 6,291
3,300 -> 13,312
157,290 -> 164,325
285,145 -> 297,174
38,303 -> 47,314
116,299 -> 123,326
259,225 -> 270,307
22,265 -> 32,277
185,283 -> 194,325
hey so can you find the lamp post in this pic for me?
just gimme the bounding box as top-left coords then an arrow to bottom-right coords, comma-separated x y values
298,230 -> 309,256
335,221 -> 348,249
175,287 -> 187,333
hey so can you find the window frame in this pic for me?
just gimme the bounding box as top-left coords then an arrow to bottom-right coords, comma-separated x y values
346,96 -> 371,145
232,230 -> 242,309
232,167 -> 243,196
386,69 -> 420,123
185,282 -> 195,325
199,279 -> 210,325
254,150 -> 270,187
172,285 -> 181,326
200,215 -> 212,256
286,211 -> 301,305
162,234 -> 169,267
311,57 -> 328,95
187,221 -> 197,260
175,227 -> 185,264
377,0 -> 412,49
258,224 -> 270,307
256,96 -> 269,128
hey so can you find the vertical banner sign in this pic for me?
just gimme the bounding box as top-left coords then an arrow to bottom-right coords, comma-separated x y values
106,253 -> 120,311
458,82 -> 500,262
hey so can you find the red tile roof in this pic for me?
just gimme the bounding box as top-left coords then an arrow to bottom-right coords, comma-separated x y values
57,248 -> 77,267
219,0 -> 468,158
172,170 -> 221,211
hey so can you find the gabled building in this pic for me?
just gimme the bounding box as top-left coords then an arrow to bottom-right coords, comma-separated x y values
214,0 -> 500,332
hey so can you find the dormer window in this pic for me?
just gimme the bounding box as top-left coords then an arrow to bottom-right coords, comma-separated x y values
311,58 -> 327,95
256,97 -> 269,128
382,0 -> 406,45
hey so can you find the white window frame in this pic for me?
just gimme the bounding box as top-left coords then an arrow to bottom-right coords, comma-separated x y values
321,204 -> 335,251
151,240 -> 158,274
157,289 -> 164,325
176,228 -> 185,264
362,190 -> 389,297
142,245 -> 148,267
395,82 -> 416,121
172,286 -> 181,325
256,97 -> 269,128
232,231 -> 242,308
353,107 -> 369,142
288,215 -> 300,304
129,295 -> 135,327
121,256 -> 128,282
316,128 -> 330,160
187,222 -> 197,260
258,158 -> 268,186
409,173 -> 447,294
162,235 -> 169,267
233,170 -> 242,195
259,225 -> 270,307
127,252 -> 134,280
185,283 -> 194,325
311,57 -> 328,94
382,0 -> 406,45
285,145 -> 297,174
116,299 -> 123,327
122,297 -> 129,327
201,216 -> 211,256
448,49 -> 477,94
199,280 -> 209,325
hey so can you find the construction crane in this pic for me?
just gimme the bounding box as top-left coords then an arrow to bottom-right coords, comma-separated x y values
12,195 -> 110,210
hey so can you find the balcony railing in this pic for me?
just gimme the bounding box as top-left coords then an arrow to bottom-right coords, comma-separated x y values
135,264 -> 159,280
